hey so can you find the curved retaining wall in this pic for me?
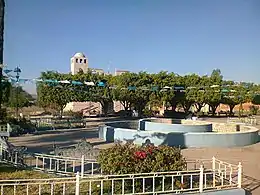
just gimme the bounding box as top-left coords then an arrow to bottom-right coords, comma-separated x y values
139,119 -> 212,132
99,119 -> 259,148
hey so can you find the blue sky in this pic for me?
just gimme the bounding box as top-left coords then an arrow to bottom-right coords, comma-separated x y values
4,0 -> 260,93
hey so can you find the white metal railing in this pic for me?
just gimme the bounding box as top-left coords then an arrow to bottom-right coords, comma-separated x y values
0,160 -> 243,195
0,143 -> 243,194
0,176 -> 77,195
227,117 -> 257,125
0,145 -> 101,176
30,153 -> 100,176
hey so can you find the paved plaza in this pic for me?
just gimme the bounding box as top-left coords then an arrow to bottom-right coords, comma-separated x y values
9,117 -> 260,195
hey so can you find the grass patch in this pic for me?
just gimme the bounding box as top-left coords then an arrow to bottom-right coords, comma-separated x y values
0,163 -> 52,179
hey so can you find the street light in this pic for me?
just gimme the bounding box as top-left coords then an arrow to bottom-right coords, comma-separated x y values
13,66 -> 21,119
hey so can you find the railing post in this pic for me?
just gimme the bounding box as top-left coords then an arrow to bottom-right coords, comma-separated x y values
81,155 -> 85,178
36,156 -> 38,168
237,162 -> 242,188
0,143 -> 2,160
7,123 -> 11,135
199,165 -> 204,192
212,156 -> 216,187
15,152 -> 18,165
75,172 -> 80,195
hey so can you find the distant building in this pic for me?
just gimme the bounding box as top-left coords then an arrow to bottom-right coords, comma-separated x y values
65,52 -> 128,115
89,68 -> 105,75
115,69 -> 129,76
70,52 -> 105,75
70,52 -> 89,75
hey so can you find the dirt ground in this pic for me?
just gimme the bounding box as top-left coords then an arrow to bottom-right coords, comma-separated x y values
9,116 -> 260,195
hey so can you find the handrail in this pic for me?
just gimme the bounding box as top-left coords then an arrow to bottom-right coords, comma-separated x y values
32,152 -> 97,162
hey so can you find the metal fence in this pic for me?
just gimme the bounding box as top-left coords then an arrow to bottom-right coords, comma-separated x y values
0,144 -> 243,194
0,146 -> 100,177
227,116 -> 257,125
0,161 -> 242,195
30,118 -> 86,130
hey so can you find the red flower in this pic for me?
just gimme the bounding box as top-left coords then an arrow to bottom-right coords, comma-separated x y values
147,148 -> 153,154
134,151 -> 147,159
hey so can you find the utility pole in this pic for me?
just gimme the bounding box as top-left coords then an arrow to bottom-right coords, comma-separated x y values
0,0 -> 5,120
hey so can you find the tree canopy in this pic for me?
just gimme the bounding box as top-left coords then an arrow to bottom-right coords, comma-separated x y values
36,69 -> 259,117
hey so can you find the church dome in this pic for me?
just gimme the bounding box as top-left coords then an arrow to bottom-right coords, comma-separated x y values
74,52 -> 85,58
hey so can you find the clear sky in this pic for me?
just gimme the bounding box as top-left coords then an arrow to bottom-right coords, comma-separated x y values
4,0 -> 260,93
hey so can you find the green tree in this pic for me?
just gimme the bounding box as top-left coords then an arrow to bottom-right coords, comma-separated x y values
204,70 -> 223,115
252,94 -> 260,105
180,74 -> 201,113
7,86 -> 33,110
131,72 -> 153,115
111,72 -> 136,110
2,78 -> 11,104
221,84 -> 248,116
37,71 -> 73,117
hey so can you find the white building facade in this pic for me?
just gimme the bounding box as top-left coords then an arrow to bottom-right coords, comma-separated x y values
64,52 -> 125,115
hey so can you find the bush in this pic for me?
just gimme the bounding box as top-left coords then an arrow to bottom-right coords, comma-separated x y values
95,143 -> 187,193
143,108 -> 154,117
0,108 -> 8,123
97,143 -> 186,175
7,118 -> 36,136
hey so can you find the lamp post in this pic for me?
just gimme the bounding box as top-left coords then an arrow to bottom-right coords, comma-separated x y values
14,66 -> 21,119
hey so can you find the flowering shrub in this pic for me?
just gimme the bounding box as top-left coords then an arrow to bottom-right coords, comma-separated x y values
97,142 -> 186,175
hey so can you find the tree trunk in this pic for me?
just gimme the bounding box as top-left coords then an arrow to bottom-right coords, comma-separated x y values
238,103 -> 243,118
170,102 -> 177,112
121,101 -> 130,110
195,103 -> 204,112
228,104 -> 235,116
101,101 -> 109,116
181,102 -> 192,113
209,104 -> 219,116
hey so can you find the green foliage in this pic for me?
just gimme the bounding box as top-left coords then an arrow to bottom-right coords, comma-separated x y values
36,69 -> 260,118
221,85 -> 249,115
96,143 -> 187,193
2,79 -> 11,104
252,95 -> 260,105
7,118 -> 36,136
6,86 -> 33,109
97,143 -> 186,175
249,105 -> 259,115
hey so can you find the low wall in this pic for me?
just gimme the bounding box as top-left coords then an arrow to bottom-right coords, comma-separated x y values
184,129 -> 259,147
147,118 -> 241,133
140,120 -> 212,133
99,119 -> 259,148
104,121 -> 138,129
181,120 -> 241,132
